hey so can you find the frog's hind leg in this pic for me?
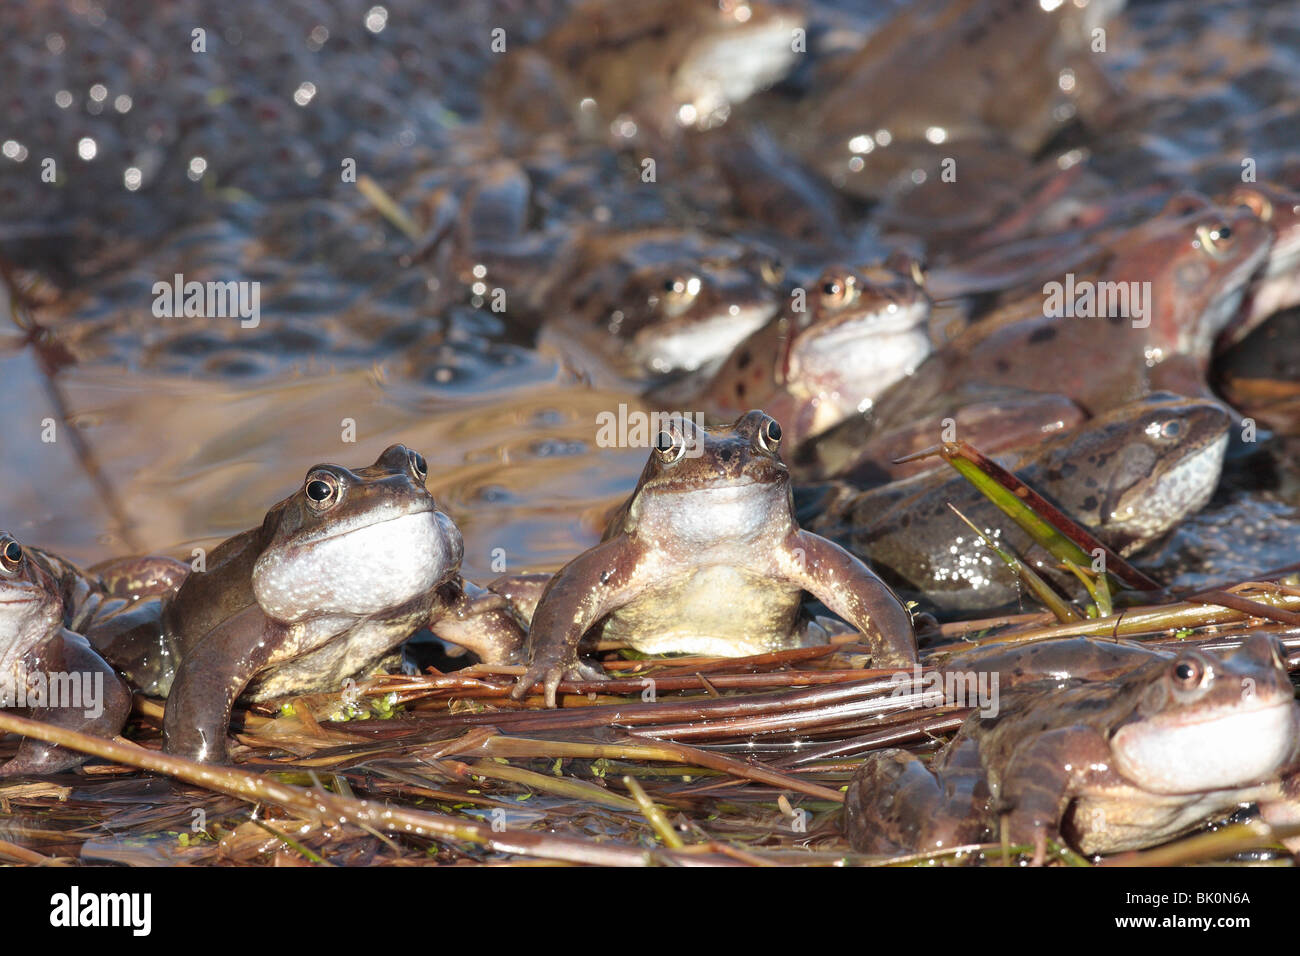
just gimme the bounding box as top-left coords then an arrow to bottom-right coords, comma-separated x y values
0,631 -> 132,777
430,580 -> 529,665
844,746 -> 990,857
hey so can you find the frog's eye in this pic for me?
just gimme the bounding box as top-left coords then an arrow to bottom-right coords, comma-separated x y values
304,472 -> 340,508
0,539 -> 22,573
760,258 -> 785,285
654,424 -> 688,464
409,451 -> 428,482
1171,657 -> 1204,689
757,418 -> 782,452
1160,419 -> 1182,439
655,274 -> 703,317
819,273 -> 858,309
1194,222 -> 1234,259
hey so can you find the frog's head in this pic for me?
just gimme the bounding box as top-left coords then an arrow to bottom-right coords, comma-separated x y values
1229,183 -> 1300,274
1111,634 -> 1299,794
251,444 -> 463,623
1220,183 -> 1300,343
623,410 -> 793,542
670,1 -> 804,130
1112,196 -> 1272,359
782,262 -> 932,410
1071,393 -> 1230,554
626,253 -> 783,375
0,533 -> 63,684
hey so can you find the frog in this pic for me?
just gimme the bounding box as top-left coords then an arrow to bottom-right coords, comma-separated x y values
1217,308 -> 1300,436
0,533 -> 133,776
510,410 -> 918,707
811,389 -> 1087,487
89,444 -> 527,763
535,228 -> 784,387
803,195 -> 1272,479
660,260 -> 933,452
808,393 -> 1231,615
486,0 -> 803,145
845,634 -> 1300,863
1222,183 -> 1300,344
801,0 -> 1124,200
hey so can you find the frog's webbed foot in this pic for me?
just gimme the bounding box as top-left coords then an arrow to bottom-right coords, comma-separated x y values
510,655 -> 606,708
999,814 -> 1054,867
846,744 -> 989,856
509,538 -> 634,707
433,581 -> 528,666
0,631 -> 132,777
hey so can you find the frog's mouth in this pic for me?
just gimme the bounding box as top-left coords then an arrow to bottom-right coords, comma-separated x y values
297,499 -> 439,549
1108,431 -> 1227,549
1112,698 -> 1299,794
634,301 -> 778,373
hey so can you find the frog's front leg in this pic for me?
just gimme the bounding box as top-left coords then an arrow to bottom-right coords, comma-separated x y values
162,605 -> 282,763
996,726 -> 1112,864
510,538 -> 638,707
0,631 -> 132,777
779,530 -> 917,667
430,580 -> 527,665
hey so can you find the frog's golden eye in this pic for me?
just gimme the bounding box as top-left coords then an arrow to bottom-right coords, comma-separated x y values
819,273 -> 858,309
0,539 -> 22,573
654,425 -> 688,464
1194,222 -> 1234,258
305,472 -> 340,508
661,275 -> 700,297
409,451 -> 428,482
656,274 -> 702,316
1171,657 -> 1204,689
757,417 -> 782,452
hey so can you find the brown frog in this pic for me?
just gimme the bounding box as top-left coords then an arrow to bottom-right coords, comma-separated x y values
804,195 -> 1271,479
90,444 -> 526,763
802,0 -> 1123,200
846,634 -> 1300,863
809,393 -> 1231,615
0,534 -> 133,776
665,261 -> 933,451
511,410 -> 917,706
1223,183 -> 1300,344
535,228 -> 784,386
487,0 -> 804,144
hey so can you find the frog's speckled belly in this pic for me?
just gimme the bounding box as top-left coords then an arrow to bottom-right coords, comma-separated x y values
599,565 -> 803,657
